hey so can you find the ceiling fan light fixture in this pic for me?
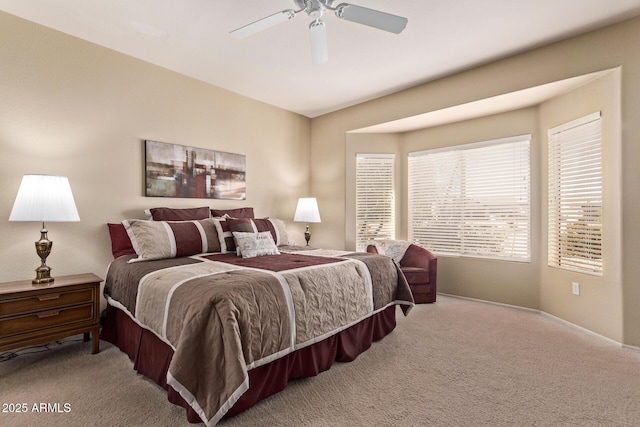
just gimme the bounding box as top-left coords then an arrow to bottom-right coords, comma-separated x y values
307,0 -> 327,19
309,20 -> 328,64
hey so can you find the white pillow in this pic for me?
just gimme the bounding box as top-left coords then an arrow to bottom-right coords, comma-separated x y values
232,231 -> 280,259
268,217 -> 290,246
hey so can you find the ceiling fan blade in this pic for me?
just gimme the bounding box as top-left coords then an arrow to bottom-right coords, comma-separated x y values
334,3 -> 407,34
309,20 -> 328,64
230,9 -> 296,39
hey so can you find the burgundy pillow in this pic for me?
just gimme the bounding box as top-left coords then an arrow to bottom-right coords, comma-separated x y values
226,217 -> 256,232
147,206 -> 210,221
107,223 -> 136,259
210,207 -> 254,219
223,218 -> 256,253
250,218 -> 279,244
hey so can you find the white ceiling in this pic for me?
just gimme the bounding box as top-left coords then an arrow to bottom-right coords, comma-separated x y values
2,0 -> 640,118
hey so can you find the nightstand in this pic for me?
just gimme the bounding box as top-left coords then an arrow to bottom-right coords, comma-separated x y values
0,273 -> 103,354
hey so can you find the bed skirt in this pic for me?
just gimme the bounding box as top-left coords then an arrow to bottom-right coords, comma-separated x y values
100,303 -> 398,424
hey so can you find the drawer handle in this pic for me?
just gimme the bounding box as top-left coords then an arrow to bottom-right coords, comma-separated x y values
38,293 -> 61,301
37,310 -> 61,318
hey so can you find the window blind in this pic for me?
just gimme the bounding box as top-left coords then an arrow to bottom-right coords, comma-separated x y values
408,135 -> 530,261
355,154 -> 395,251
548,112 -> 602,274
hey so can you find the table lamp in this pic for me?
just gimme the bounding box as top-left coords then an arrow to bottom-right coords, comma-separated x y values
294,197 -> 321,246
9,174 -> 80,285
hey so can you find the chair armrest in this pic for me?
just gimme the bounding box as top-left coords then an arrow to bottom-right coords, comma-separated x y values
369,242 -> 437,292
401,244 -> 437,290
399,244 -> 434,268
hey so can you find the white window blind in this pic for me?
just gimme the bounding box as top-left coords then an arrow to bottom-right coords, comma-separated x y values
548,112 -> 602,275
408,135 -> 530,261
355,154 -> 395,251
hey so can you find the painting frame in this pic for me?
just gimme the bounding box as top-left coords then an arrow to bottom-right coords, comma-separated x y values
144,140 -> 246,200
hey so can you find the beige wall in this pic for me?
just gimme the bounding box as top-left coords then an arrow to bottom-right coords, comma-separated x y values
539,70 -> 623,341
312,16 -> 640,346
2,10 -> 639,346
398,108 -> 541,310
346,72 -> 621,337
0,12 -> 311,285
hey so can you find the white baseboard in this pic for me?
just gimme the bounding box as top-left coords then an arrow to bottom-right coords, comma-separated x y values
539,311 -> 623,348
438,292 -> 640,351
439,293 -> 540,314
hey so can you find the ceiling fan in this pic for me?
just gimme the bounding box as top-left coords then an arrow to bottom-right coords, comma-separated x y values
230,0 -> 408,64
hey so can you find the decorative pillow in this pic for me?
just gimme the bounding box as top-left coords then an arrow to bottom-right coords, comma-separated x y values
199,219 -> 222,253
213,217 -> 253,253
251,217 -> 290,246
370,239 -> 411,264
211,207 -> 254,219
233,231 -> 280,259
145,206 -> 211,221
226,217 -> 257,233
123,218 -> 220,262
107,223 -> 136,259
213,216 -> 290,252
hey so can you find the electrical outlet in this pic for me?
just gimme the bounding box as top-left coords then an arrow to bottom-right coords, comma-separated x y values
572,282 -> 580,296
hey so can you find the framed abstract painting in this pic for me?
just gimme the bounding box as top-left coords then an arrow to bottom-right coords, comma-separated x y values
144,140 -> 246,200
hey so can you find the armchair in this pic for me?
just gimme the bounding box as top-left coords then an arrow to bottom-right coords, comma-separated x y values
367,241 -> 437,303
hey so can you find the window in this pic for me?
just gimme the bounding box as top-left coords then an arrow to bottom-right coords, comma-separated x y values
548,112 -> 602,275
355,154 -> 395,251
408,135 -> 530,261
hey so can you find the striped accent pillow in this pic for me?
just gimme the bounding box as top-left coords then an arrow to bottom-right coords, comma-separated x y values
252,217 -> 290,246
123,218 -> 220,262
215,217 -> 291,254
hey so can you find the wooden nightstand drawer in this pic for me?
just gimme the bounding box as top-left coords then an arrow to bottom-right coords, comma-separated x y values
0,288 -> 94,317
0,273 -> 103,354
0,303 -> 95,337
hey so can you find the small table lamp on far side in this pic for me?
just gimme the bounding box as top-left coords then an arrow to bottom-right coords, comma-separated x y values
9,174 -> 80,285
294,197 -> 321,246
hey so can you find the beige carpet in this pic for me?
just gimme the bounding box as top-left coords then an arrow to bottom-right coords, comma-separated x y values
2,295 -> 640,426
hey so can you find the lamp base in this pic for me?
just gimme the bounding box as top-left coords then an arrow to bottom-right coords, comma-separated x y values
33,223 -> 54,285
304,224 -> 311,246
33,266 -> 54,285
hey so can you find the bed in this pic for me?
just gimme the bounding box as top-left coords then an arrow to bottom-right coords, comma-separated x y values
100,207 -> 414,426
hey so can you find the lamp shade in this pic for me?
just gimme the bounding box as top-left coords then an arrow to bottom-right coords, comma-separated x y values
294,197 -> 321,223
9,174 -> 80,222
